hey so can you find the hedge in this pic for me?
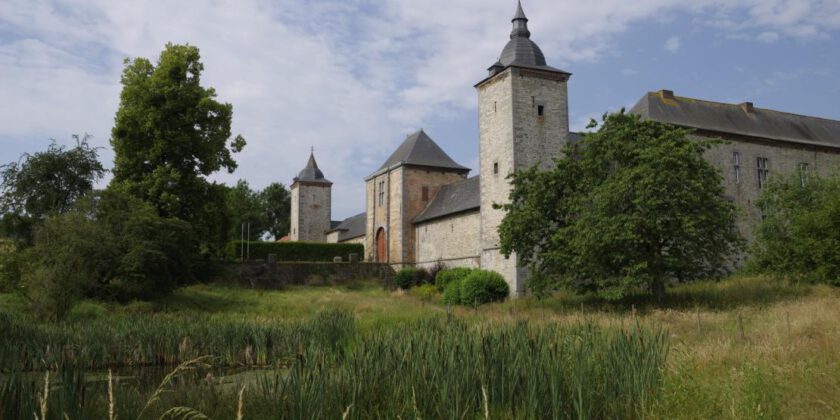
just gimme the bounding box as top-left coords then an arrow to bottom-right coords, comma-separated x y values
435,267 -> 474,292
442,269 -> 509,306
226,241 -> 364,262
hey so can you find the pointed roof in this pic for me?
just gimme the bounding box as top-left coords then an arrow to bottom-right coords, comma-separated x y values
484,1 -> 570,78
375,129 -> 469,173
294,150 -> 331,184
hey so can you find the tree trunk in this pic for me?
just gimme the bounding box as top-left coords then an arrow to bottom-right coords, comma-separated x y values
651,277 -> 666,302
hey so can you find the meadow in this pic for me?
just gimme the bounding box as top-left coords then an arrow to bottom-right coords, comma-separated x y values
0,275 -> 838,419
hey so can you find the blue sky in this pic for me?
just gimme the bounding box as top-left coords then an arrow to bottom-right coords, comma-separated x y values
1,0 -> 839,220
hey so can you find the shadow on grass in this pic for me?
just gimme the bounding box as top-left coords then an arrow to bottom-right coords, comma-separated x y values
532,275 -> 814,315
154,286 -> 244,314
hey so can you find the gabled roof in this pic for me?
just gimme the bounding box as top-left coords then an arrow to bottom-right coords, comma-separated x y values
631,90 -> 840,149
414,176 -> 480,224
326,212 -> 366,241
374,129 -> 469,173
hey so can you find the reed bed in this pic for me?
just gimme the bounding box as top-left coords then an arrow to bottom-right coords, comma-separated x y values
0,311 -> 668,419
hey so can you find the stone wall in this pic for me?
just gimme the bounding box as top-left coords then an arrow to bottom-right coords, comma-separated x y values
226,262 -> 395,289
291,182 -> 331,242
415,210 -> 481,268
700,133 -> 840,241
477,66 -> 570,295
402,167 -> 468,265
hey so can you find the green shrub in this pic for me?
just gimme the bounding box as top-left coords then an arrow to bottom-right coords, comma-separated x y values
442,279 -> 462,305
460,270 -> 509,306
435,267 -> 474,292
67,301 -> 108,323
395,268 -> 416,290
0,242 -> 20,293
226,241 -> 364,262
411,284 -> 438,303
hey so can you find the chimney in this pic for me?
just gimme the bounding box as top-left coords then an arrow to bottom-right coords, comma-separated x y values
660,89 -> 675,100
740,102 -> 755,113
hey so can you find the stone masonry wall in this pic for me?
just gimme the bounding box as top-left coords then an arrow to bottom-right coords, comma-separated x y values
291,182 -> 331,242
415,210 -> 481,268
700,133 -> 840,243
402,167 -> 468,265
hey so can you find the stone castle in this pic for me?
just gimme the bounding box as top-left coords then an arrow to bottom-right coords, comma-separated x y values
289,1 -> 840,295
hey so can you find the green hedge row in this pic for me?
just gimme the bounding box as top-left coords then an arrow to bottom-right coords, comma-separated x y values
226,241 -> 364,262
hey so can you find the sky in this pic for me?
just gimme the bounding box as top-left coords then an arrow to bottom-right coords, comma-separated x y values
1,0 -> 839,220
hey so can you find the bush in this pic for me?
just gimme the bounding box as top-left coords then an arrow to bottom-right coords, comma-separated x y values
442,279 -> 462,305
435,267 -> 474,292
0,241 -> 20,293
460,270 -> 509,306
226,241 -> 364,262
412,267 -> 433,286
67,301 -> 108,323
750,172 -> 840,286
395,268 -> 416,290
411,284 -> 438,303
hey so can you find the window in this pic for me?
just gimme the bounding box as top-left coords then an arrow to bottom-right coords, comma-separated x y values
422,186 -> 429,201
493,162 -> 499,175
494,101 -> 497,112
537,105 -> 545,117
756,157 -> 770,189
733,152 -> 741,184
798,163 -> 809,187
378,181 -> 385,206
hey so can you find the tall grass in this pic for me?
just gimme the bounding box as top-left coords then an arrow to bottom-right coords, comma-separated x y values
0,311 -> 668,419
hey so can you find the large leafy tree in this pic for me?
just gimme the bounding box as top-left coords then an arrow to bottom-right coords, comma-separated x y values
749,172 -> 840,285
227,180 -> 268,241
260,182 -> 291,240
110,43 -> 245,256
0,135 -> 106,241
22,189 -> 196,319
497,111 -> 742,300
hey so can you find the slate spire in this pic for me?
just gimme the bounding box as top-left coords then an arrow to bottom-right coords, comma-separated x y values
295,148 -> 330,183
511,0 -> 531,39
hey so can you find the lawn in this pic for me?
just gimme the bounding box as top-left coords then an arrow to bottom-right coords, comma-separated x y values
1,275 -> 838,419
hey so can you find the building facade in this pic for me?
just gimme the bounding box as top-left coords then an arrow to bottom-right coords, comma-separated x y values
291,1 -> 840,295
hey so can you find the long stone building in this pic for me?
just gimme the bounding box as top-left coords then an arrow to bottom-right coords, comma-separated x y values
290,1 -> 840,295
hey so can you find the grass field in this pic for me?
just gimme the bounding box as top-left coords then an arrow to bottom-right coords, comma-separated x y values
1,275 -> 838,419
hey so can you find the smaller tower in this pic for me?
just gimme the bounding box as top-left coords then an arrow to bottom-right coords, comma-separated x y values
290,150 -> 332,242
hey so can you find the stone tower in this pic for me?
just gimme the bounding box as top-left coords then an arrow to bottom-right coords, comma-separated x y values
476,1 -> 571,295
290,150 -> 332,242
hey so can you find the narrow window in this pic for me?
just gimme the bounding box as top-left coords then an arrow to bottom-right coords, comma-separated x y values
494,101 -> 497,112
537,105 -> 545,117
733,152 -> 741,184
422,186 -> 429,201
493,162 -> 499,175
378,181 -> 385,206
798,163 -> 809,187
756,157 -> 770,189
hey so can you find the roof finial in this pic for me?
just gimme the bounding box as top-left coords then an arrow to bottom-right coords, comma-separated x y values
511,0 -> 531,38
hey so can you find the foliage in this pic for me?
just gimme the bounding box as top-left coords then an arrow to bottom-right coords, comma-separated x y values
395,267 -> 416,290
260,182 -> 291,240
435,267 -> 474,292
0,135 -> 105,242
748,172 -> 840,285
110,43 -> 245,258
66,301 -> 108,323
442,277 -> 463,305
497,111 -> 743,300
21,190 -> 197,319
0,241 -> 20,293
410,284 -> 438,303
226,179 -> 268,241
226,241 -> 364,262
459,270 -> 509,306
0,310 -> 667,420
412,267 -> 433,286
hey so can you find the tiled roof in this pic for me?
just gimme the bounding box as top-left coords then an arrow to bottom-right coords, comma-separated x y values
414,176 -> 480,224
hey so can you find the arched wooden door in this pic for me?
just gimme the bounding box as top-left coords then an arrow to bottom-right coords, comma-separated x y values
376,228 -> 387,262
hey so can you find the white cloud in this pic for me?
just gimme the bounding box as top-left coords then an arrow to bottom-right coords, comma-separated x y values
757,31 -> 780,42
664,36 -> 682,52
1,0 -> 839,219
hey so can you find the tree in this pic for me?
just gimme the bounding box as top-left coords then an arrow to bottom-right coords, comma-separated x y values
0,135 -> 106,241
226,180 -> 267,241
260,182 -> 291,240
110,43 -> 245,257
749,172 -> 840,285
497,111 -> 742,300
22,190 -> 196,319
